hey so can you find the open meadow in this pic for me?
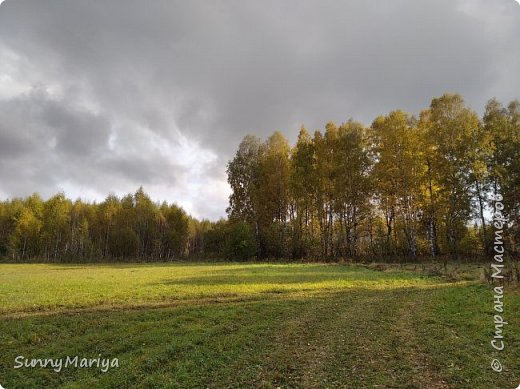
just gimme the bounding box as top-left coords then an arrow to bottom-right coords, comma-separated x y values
0,262 -> 519,388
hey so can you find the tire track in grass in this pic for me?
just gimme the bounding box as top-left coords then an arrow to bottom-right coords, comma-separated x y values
305,289 -> 409,388
392,290 -> 449,388
252,290 -> 384,387
253,288 -> 453,388
323,288 -> 449,388
299,292 -> 386,388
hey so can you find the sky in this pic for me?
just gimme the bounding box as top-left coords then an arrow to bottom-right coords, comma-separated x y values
0,0 -> 519,220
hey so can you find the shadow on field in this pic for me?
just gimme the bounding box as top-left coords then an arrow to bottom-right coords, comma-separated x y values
151,269 -> 427,287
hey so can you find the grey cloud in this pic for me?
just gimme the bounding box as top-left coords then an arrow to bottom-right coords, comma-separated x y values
44,108 -> 109,156
0,87 -> 183,204
0,88 -> 111,157
99,155 -> 179,185
0,0 -> 519,219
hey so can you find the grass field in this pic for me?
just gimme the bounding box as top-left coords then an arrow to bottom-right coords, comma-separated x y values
0,262 -> 519,388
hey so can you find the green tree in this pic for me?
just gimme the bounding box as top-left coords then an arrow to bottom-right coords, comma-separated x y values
289,126 -> 317,258
11,206 -> 42,259
225,221 -> 256,261
226,135 -> 264,225
134,187 -> 156,258
41,193 -> 71,260
257,131 -> 291,258
202,219 -> 228,258
313,125 -> 337,258
97,194 -> 121,257
423,94 -> 481,260
334,120 -> 372,258
371,111 -> 425,258
162,204 -> 189,258
484,99 -> 520,255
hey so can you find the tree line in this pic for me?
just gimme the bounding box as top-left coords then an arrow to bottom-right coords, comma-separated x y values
0,185 -> 263,262
0,188 -> 190,261
226,93 -> 520,262
1,93 -> 518,263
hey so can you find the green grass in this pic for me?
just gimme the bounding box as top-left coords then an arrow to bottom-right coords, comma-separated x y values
0,262 -> 519,388
0,263 -> 440,315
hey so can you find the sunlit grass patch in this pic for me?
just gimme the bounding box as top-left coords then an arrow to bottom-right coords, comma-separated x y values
0,262 -> 440,314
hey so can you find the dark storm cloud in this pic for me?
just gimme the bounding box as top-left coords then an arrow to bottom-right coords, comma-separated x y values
0,0 -> 519,218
